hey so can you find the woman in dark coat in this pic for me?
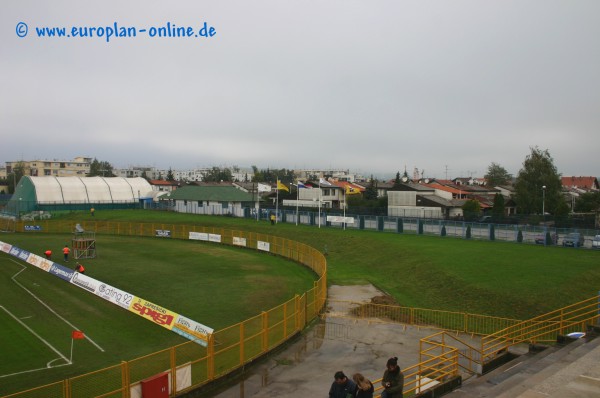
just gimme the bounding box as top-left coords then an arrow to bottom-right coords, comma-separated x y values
381,357 -> 404,398
353,373 -> 374,398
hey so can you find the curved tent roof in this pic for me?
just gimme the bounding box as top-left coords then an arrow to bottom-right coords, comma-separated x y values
16,176 -> 153,204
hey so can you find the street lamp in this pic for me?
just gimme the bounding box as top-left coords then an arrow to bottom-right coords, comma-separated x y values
542,185 -> 546,223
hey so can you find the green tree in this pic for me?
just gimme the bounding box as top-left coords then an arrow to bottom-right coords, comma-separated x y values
491,193 -> 505,220
575,191 -> 600,212
202,167 -> 233,182
7,161 -> 26,194
484,162 -> 512,187
462,199 -> 481,221
364,176 -> 378,200
166,168 -> 176,181
88,158 -> 114,177
392,172 -> 402,189
514,147 -> 562,215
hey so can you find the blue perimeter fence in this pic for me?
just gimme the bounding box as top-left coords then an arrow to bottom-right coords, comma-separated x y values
2,202 -> 599,249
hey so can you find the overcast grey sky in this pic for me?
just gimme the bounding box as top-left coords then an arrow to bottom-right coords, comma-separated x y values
2,1 -> 599,179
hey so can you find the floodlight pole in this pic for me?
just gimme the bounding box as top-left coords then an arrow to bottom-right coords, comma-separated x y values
542,185 -> 546,223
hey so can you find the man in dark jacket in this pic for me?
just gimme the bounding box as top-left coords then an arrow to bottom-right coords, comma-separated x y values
381,357 -> 404,398
329,371 -> 357,398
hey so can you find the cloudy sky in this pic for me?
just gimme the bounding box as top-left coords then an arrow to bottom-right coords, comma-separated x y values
2,1 -> 599,179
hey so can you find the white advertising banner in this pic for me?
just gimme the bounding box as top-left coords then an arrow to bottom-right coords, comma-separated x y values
326,216 -> 355,224
232,237 -> 247,247
208,234 -> 221,243
96,282 -> 135,309
189,232 -> 209,241
257,241 -> 270,252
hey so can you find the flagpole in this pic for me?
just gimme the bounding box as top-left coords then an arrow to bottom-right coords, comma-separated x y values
318,181 -> 321,228
343,187 -> 346,230
276,181 -> 279,224
70,337 -> 74,363
296,182 -> 299,226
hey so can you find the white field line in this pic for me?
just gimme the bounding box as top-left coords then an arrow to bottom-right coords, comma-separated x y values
0,305 -> 71,378
9,259 -> 105,352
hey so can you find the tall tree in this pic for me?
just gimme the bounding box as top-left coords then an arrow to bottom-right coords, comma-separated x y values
462,199 -> 481,221
514,147 -> 562,215
364,176 -> 378,200
87,158 -> 114,177
202,167 -> 233,182
484,162 -> 512,187
7,161 -> 26,194
166,168 -> 175,181
575,191 -> 600,212
392,171 -> 402,189
491,193 -> 505,220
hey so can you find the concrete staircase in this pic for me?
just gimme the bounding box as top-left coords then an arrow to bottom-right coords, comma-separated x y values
446,333 -> 600,398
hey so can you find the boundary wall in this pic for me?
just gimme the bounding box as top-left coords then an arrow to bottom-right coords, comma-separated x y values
3,221 -> 327,398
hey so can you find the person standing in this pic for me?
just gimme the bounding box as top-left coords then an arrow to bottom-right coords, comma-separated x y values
381,357 -> 404,398
90,207 -> 95,217
353,373 -> 374,398
62,244 -> 70,262
329,371 -> 357,398
44,249 -> 52,259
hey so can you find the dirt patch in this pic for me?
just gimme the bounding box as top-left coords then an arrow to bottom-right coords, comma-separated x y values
370,295 -> 400,306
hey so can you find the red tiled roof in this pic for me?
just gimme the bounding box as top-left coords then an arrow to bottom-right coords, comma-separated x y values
561,176 -> 598,190
149,179 -> 177,186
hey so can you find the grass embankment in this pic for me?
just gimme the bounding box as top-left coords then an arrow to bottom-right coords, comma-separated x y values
51,209 -> 600,320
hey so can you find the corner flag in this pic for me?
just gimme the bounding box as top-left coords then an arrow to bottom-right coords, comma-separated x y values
72,330 -> 85,339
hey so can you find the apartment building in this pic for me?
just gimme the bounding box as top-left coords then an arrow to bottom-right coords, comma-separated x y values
5,157 -> 92,177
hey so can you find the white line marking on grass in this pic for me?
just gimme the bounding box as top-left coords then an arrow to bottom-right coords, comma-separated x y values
0,305 -> 71,375
10,260 -> 105,353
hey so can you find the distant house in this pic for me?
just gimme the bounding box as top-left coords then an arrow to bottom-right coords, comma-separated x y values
162,185 -> 255,216
561,176 -> 599,191
149,179 -> 180,193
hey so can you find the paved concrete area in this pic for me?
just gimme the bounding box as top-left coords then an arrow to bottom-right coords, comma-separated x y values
208,285 -> 600,398
210,285 -> 480,398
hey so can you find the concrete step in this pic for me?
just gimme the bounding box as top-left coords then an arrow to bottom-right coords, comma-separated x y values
446,336 -> 600,398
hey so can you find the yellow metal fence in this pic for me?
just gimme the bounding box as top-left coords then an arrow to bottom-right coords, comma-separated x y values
6,221 -> 600,397
4,221 -> 327,398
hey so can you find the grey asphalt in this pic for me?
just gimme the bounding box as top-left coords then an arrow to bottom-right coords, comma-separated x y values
206,285 -> 600,398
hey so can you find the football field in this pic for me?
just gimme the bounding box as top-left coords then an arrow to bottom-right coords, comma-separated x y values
0,233 -> 316,395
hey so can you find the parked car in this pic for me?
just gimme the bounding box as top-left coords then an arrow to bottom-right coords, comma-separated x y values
535,232 -> 557,245
562,233 -> 585,248
592,235 -> 600,249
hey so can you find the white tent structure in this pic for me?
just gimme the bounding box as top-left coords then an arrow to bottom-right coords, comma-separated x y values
26,176 -> 153,203
7,176 -> 154,215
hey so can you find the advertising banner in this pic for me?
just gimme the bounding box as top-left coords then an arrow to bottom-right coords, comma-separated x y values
232,237 -> 247,247
26,253 -> 53,272
24,225 -> 42,231
0,241 -> 11,253
71,272 -> 100,293
208,234 -> 221,243
173,314 -> 214,346
96,283 -> 134,309
257,241 -> 270,252
129,297 -> 177,329
189,232 -> 208,241
49,263 -> 75,282
326,216 -> 355,224
155,229 -> 171,238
